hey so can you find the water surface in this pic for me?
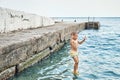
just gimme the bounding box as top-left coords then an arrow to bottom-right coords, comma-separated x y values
10,17 -> 120,80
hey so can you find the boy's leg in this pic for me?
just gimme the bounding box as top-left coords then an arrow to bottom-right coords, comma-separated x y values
73,56 -> 79,74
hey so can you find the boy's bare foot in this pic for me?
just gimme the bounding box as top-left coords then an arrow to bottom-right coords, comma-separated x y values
72,71 -> 79,75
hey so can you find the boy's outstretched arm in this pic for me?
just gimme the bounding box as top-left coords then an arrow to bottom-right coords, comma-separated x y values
78,36 -> 86,44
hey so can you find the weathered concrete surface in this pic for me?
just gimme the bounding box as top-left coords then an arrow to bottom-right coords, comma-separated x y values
0,22 -> 85,80
18,48 -> 51,72
0,66 -> 15,80
0,7 -> 54,33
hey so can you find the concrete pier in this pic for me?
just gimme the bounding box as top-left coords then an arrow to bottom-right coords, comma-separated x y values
0,22 -> 86,80
85,22 -> 100,29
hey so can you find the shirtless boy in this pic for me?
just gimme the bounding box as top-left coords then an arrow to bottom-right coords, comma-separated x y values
70,32 -> 86,75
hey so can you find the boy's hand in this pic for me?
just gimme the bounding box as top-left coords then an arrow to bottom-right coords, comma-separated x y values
84,36 -> 87,40
78,36 -> 87,44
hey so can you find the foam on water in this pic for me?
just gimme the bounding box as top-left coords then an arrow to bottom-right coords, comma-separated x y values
9,17 -> 120,80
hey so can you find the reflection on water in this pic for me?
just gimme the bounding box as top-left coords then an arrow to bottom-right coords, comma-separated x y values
9,18 -> 120,80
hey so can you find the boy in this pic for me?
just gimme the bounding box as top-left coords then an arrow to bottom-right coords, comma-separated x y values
70,32 -> 86,75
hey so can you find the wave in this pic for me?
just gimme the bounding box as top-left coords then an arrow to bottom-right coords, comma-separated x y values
103,71 -> 120,77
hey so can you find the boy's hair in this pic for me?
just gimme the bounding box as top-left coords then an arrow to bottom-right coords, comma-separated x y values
71,32 -> 77,36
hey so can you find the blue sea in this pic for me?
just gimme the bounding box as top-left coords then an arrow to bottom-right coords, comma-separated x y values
9,17 -> 120,80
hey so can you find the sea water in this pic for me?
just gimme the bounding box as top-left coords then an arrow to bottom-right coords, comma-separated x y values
9,17 -> 120,80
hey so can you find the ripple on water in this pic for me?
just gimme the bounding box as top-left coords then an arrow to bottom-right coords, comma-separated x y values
103,71 -> 120,78
83,73 -> 99,79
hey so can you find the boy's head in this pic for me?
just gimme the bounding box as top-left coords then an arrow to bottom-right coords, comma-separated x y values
71,32 -> 78,40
